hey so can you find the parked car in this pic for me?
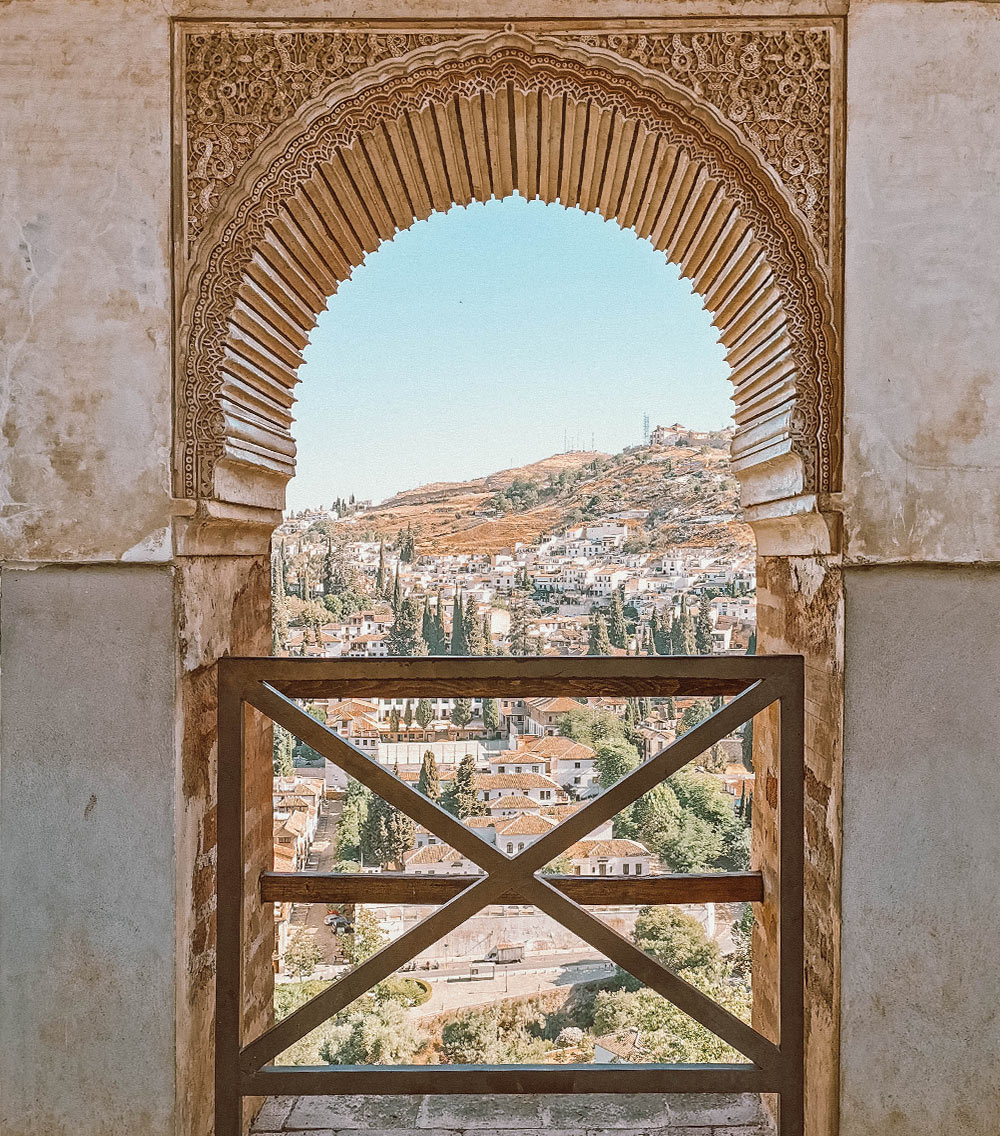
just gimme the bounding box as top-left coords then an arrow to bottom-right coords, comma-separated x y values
324,914 -> 353,934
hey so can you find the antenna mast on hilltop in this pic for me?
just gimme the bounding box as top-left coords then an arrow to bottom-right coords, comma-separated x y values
642,413 -> 650,445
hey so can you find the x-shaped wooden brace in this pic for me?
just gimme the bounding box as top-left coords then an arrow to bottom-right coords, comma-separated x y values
240,678 -> 782,1075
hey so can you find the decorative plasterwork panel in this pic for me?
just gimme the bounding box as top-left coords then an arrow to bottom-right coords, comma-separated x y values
182,24 -> 835,263
176,30 -> 839,526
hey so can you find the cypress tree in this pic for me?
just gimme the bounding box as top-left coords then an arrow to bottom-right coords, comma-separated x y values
417,750 -> 440,800
665,696 -> 676,719
448,753 -> 480,819
415,698 -> 434,729
389,707 -> 400,733
482,697 -> 499,733
462,596 -> 485,655
403,699 -> 413,728
272,542 -> 287,601
450,593 -> 467,655
508,595 -> 530,656
376,541 -> 387,598
694,594 -> 714,654
421,597 -> 437,654
588,612 -> 613,655
391,565 -> 402,613
386,597 -> 429,656
433,591 -> 448,655
450,697 -> 472,728
481,613 -> 493,655
608,587 -> 628,649
741,720 -> 754,772
323,538 -> 336,595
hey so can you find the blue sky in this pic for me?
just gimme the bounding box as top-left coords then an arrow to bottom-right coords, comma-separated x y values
289,195 -> 732,509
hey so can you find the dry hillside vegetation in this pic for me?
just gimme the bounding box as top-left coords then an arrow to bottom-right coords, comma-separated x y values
330,442 -> 752,556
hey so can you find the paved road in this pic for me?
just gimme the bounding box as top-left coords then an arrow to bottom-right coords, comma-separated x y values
415,956 -> 616,1017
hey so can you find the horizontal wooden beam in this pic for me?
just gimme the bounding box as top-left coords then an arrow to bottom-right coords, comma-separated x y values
224,654 -> 800,700
243,1062 -> 773,1096
260,870 -> 764,905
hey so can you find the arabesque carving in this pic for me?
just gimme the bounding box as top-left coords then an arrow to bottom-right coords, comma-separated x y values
184,26 -> 833,260
177,31 -> 840,529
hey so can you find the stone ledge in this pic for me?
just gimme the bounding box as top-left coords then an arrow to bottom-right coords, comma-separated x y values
251,1094 -> 771,1135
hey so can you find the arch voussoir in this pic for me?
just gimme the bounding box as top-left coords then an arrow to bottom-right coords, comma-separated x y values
177,31 -> 839,540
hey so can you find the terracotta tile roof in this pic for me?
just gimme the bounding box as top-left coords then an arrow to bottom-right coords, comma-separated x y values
566,838 -> 651,859
494,814 -> 558,836
525,696 -> 587,714
476,772 -> 561,790
403,844 -> 466,866
520,736 -> 596,762
486,794 -> 541,812
593,1029 -> 645,1060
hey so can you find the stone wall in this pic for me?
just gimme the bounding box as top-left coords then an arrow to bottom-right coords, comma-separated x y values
754,556 -> 843,1136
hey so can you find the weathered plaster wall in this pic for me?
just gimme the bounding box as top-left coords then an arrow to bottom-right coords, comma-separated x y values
839,566 -> 1000,1135
0,0 -> 174,564
838,6 -> 1000,1132
843,0 -> 1000,564
0,565 -> 177,1136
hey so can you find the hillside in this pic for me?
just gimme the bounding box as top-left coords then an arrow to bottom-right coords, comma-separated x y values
317,437 -> 753,557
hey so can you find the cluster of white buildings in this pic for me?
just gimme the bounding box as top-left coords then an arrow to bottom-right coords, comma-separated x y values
283,515 -> 755,660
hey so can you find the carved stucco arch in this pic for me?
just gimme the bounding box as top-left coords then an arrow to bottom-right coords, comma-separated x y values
177,32 -> 840,553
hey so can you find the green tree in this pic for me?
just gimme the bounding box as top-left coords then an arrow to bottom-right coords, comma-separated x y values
273,724 -> 294,776
608,588 -> 628,649
482,697 -> 499,733
678,700 -> 711,734
741,720 -> 753,772
450,697 -> 472,728
508,594 -> 532,656
375,540 -> 387,598
283,931 -> 323,979
463,595 -> 485,655
417,750 -> 440,800
648,609 -> 664,655
481,613 -> 494,655
403,699 -> 413,728
389,707 -> 400,734
432,591 -> 448,655
591,982 -> 749,1064
633,906 -> 722,980
450,593 -> 467,655
322,538 -> 337,595
344,906 -> 388,967
694,594 -> 714,654
386,597 -> 429,656
559,706 -> 627,748
360,778 -> 415,871
421,596 -> 440,654
319,999 -> 424,1066
594,738 -> 641,789
391,564 -> 402,613
416,698 -> 434,729
446,753 -> 480,818
588,612 -> 613,655
650,811 -> 724,873
335,779 -> 370,862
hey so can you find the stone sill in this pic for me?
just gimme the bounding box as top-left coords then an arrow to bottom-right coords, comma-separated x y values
252,1093 -> 771,1135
